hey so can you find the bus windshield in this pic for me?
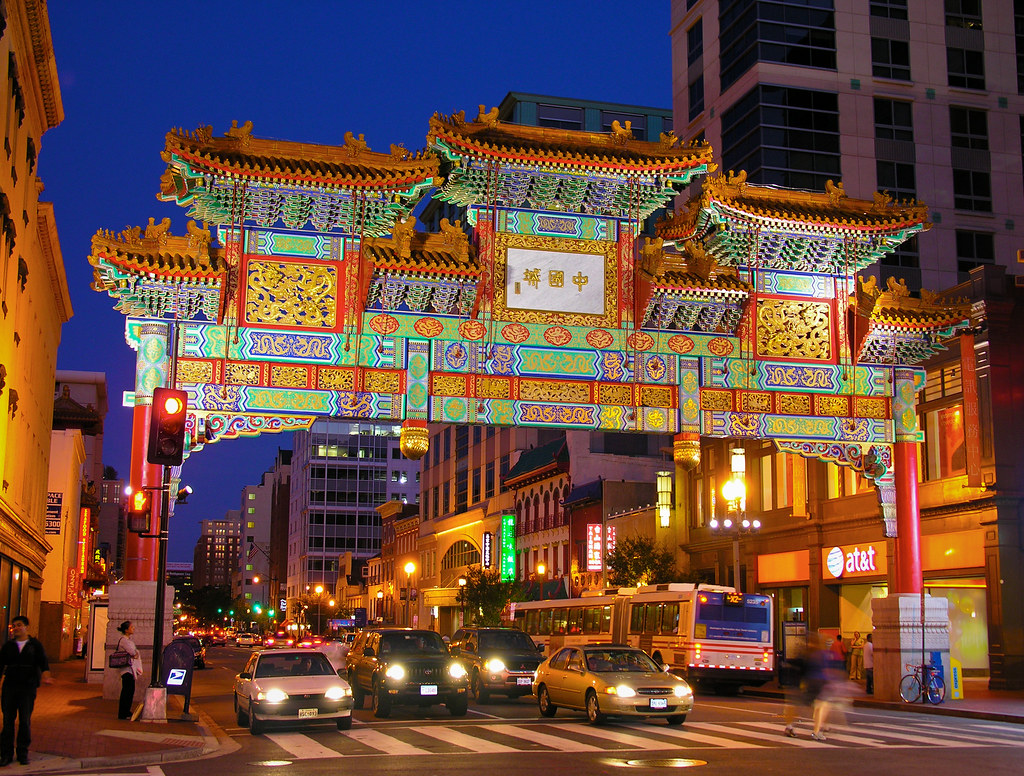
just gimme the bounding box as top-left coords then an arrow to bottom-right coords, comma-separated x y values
695,592 -> 771,642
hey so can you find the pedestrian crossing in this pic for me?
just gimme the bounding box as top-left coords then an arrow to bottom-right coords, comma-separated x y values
250,717 -> 1024,760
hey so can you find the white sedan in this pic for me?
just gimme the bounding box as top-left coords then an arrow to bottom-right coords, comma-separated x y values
234,649 -> 354,734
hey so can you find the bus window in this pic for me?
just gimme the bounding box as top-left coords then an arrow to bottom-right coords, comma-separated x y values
583,606 -> 599,635
699,602 -> 723,622
568,607 -> 584,635
524,610 -> 536,635
552,608 -> 568,636
538,609 -> 552,636
643,604 -> 660,634
746,604 -> 769,625
661,603 -> 680,634
629,604 -> 645,634
723,605 -> 745,623
599,605 -> 611,633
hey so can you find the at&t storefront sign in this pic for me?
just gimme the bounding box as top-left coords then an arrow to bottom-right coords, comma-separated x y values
821,541 -> 887,580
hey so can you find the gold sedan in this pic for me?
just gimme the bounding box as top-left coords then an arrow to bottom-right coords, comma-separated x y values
533,645 -> 694,725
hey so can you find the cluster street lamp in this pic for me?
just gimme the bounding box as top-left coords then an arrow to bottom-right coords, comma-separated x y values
711,448 -> 759,592
404,562 -> 416,627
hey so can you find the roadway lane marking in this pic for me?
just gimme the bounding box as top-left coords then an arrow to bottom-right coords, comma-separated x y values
265,732 -> 342,759
495,725 -> 603,751
410,725 -> 519,753
870,720 -> 1024,747
630,723 -> 761,748
547,722 -> 680,750
854,723 -> 987,747
344,727 -> 432,755
695,721 -> 833,747
741,721 -> 889,747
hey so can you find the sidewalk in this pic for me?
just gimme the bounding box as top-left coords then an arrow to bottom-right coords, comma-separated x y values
16,661 -> 234,773
745,676 -> 1024,724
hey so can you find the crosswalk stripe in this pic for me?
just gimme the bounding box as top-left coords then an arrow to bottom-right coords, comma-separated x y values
265,732 -> 342,759
904,720 -> 1024,745
410,725 -> 519,753
855,723 -> 986,747
547,722 -> 675,750
344,727 -> 432,755
640,723 -> 761,748
742,721 -> 890,747
495,725 -> 604,751
696,721 -> 831,748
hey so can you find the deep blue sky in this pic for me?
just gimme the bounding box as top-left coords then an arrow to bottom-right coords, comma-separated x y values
42,1 -> 673,562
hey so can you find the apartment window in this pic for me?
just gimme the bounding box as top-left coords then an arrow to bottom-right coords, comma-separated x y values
920,362 -> 966,481
871,37 -> 911,80
721,84 -> 841,191
444,428 -> 452,459
472,425 -> 481,444
948,47 -> 985,90
955,230 -> 994,274
874,98 -> 913,142
432,485 -> 439,519
689,77 -> 705,122
432,435 -> 440,467
485,461 -> 495,499
687,19 -> 704,65
953,169 -> 991,212
877,161 -> 916,202
248,493 -> 255,500
950,107 -> 988,150
601,111 -> 646,140
870,0 -> 907,19
442,481 -> 450,514
884,234 -> 921,269
455,469 -> 468,512
945,0 -> 982,30
536,103 -> 583,130
246,520 -> 255,528
471,468 -> 480,504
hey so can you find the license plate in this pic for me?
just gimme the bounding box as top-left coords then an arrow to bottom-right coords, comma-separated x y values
650,698 -> 668,710
516,677 -> 532,686
298,708 -> 318,718
420,685 -> 438,696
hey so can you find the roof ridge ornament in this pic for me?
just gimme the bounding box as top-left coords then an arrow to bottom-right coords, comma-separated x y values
658,131 -> 678,150
145,217 -> 171,243
392,215 -> 415,259
476,105 -> 499,127
225,119 -> 253,147
343,131 -> 370,157
825,179 -> 846,206
389,143 -> 411,161
610,119 -> 633,145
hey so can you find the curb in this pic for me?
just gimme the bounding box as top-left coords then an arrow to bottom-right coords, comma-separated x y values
741,687 -> 1024,725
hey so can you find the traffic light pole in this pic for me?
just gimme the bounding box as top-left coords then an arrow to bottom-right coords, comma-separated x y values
149,465 -> 171,689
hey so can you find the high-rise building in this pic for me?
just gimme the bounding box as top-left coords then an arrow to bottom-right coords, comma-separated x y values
671,0 -> 1023,291
234,450 -> 291,616
192,515 -> 240,588
286,420 -> 417,609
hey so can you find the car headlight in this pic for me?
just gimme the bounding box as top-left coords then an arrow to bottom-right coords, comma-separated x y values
484,658 -> 506,673
257,688 -> 288,703
449,662 -> 468,679
385,665 -> 406,680
607,685 -> 637,697
324,686 -> 351,701
673,684 -> 693,698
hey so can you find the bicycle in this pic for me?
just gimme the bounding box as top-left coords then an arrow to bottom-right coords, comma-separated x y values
899,662 -> 945,704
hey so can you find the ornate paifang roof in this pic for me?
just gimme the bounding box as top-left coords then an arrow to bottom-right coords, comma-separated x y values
427,107 -> 715,221
636,237 -> 751,334
657,172 -> 931,275
362,218 -> 479,316
159,122 -> 441,236
89,219 -> 225,321
854,275 -> 971,365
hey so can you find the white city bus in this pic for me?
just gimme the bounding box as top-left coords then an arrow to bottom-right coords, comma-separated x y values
513,583 -> 774,692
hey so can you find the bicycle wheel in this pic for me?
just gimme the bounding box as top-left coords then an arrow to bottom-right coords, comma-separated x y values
926,673 -> 946,704
899,673 -> 922,703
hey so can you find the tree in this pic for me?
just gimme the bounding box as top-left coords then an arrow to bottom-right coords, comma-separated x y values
605,535 -> 678,586
456,566 -> 524,626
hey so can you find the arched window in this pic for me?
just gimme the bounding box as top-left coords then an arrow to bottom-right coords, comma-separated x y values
532,493 -> 541,532
561,484 -> 570,525
543,492 -> 551,529
516,500 -> 524,536
441,539 -> 481,571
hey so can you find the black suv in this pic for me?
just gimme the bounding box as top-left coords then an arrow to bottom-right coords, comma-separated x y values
448,627 -> 543,702
344,628 -> 469,718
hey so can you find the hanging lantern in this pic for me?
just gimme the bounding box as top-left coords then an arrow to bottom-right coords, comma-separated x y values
673,434 -> 701,471
399,419 -> 429,460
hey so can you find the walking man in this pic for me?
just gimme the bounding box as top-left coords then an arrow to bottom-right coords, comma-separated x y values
0,616 -> 53,766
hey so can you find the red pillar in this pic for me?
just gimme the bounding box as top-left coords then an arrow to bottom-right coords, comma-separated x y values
125,403 -> 160,581
893,441 -> 922,594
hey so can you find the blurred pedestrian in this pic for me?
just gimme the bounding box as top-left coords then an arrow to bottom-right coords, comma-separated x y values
849,631 -> 865,680
783,633 -> 826,738
115,621 -> 143,720
0,616 -> 53,766
829,633 -> 847,672
863,634 -> 874,695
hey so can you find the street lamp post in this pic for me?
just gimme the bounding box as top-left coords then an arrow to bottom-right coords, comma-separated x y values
376,590 -> 384,623
536,563 -> 546,600
404,562 -> 416,627
712,447 -> 759,592
457,576 -> 467,626
314,584 -> 324,634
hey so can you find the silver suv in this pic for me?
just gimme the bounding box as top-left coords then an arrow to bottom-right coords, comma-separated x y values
448,627 -> 543,703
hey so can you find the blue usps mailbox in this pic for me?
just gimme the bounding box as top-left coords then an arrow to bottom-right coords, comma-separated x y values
161,640 -> 195,713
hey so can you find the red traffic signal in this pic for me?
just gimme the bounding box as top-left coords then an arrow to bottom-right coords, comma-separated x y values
147,387 -> 188,466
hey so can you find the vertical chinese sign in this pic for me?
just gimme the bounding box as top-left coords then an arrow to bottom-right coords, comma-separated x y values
500,515 -> 516,581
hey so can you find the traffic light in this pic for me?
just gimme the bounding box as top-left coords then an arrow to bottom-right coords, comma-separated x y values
147,387 -> 188,466
127,489 -> 151,533
253,603 -> 262,615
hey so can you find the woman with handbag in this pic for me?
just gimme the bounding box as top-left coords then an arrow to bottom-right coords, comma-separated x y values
114,622 -> 142,720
